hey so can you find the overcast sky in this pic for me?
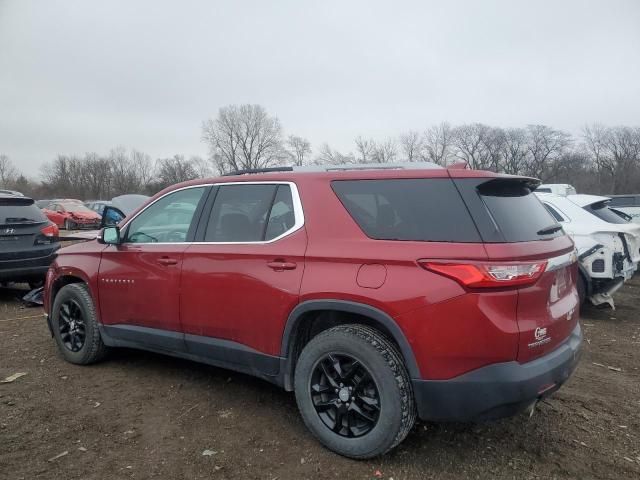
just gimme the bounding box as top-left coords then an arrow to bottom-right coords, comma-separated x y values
1,0 -> 639,177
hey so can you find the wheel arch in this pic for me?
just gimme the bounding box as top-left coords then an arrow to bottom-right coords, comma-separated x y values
280,300 -> 420,390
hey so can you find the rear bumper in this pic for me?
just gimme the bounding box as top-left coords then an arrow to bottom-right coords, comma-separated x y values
412,323 -> 582,422
0,251 -> 57,282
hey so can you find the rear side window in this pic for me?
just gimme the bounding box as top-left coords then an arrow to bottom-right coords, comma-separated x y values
331,179 -> 481,242
0,198 -> 46,224
477,180 -> 560,242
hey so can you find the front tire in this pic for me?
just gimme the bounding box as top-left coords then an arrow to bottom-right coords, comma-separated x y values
64,219 -> 74,230
51,283 -> 108,364
294,324 -> 416,459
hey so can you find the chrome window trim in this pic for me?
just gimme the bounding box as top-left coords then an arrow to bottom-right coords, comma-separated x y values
544,250 -> 578,273
119,181 -> 304,246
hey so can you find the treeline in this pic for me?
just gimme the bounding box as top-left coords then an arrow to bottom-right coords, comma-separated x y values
0,148 -> 211,200
1,104 -> 640,200
201,105 -> 640,195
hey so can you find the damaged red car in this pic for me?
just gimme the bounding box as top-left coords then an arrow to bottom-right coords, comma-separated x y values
43,201 -> 101,230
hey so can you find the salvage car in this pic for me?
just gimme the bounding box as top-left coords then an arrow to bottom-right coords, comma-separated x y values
43,201 -> 101,230
536,192 -> 640,308
0,194 -> 59,287
44,164 -> 581,459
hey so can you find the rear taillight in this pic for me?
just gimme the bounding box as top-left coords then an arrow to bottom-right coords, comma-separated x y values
419,261 -> 547,288
41,223 -> 59,237
35,223 -> 59,245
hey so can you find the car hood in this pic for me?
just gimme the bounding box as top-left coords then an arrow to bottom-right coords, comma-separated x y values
68,211 -> 100,219
111,194 -> 149,215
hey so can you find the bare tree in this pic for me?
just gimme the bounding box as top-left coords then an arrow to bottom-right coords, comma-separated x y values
202,104 -> 285,173
155,155 -> 199,189
451,123 -> 494,169
524,125 -> 572,179
286,135 -> 312,166
0,154 -> 18,187
501,128 -> 529,174
583,124 -> 640,193
423,122 -> 453,165
314,143 -> 355,165
190,155 -> 212,178
399,131 -> 423,162
354,136 -> 376,163
372,138 -> 398,163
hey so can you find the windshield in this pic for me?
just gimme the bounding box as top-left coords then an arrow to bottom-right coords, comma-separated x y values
583,201 -> 629,224
62,203 -> 94,213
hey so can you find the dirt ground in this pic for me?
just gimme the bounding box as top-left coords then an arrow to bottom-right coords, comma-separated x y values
1,278 -> 639,480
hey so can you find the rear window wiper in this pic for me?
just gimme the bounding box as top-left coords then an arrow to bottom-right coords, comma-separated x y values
537,224 -> 562,235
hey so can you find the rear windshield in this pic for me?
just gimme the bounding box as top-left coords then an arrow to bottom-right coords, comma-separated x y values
331,179 -> 481,242
477,180 -> 561,242
583,201 -> 629,224
0,198 -> 47,224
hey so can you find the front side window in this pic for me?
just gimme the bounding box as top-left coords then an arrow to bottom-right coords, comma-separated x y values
125,187 -> 205,243
204,184 -> 297,242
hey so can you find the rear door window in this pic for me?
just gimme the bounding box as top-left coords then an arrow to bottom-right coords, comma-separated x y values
204,184 -> 285,242
331,179 -> 481,242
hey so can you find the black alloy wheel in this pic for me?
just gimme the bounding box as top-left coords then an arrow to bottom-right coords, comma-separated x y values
310,353 -> 381,438
58,299 -> 86,352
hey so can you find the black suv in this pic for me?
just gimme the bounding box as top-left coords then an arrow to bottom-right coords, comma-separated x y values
0,194 -> 60,287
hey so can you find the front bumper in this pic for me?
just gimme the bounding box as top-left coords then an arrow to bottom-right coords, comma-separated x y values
412,323 -> 582,422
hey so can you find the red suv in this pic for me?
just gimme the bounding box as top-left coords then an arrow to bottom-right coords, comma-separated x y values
43,164 -> 582,458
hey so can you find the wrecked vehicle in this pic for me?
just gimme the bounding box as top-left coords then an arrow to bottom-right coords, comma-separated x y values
536,192 -> 640,308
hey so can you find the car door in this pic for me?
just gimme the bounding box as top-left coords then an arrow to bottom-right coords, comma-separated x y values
180,182 -> 307,362
98,186 -> 209,349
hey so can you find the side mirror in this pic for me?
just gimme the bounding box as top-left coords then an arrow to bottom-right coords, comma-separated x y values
100,205 -> 126,228
99,226 -> 121,245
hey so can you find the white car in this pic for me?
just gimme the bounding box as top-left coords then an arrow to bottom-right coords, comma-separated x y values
607,194 -> 640,224
536,192 -> 640,308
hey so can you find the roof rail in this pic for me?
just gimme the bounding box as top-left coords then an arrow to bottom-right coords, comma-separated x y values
221,162 -> 444,176
294,162 -> 444,172
222,166 -> 294,176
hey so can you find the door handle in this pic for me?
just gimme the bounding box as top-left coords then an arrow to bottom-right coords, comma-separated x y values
267,260 -> 297,271
157,257 -> 178,266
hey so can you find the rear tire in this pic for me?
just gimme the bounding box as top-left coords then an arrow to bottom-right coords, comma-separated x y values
294,324 -> 416,459
51,283 -> 108,364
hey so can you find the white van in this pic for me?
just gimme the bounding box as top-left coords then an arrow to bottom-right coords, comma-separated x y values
536,184 -> 577,196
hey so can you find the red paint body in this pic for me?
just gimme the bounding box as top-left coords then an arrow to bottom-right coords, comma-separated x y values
44,168 -> 579,381
43,205 -> 101,227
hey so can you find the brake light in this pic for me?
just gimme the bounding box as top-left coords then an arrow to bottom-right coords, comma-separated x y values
40,223 -> 59,238
419,261 -> 547,288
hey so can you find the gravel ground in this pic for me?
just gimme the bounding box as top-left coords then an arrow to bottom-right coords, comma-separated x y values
1,277 -> 639,480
